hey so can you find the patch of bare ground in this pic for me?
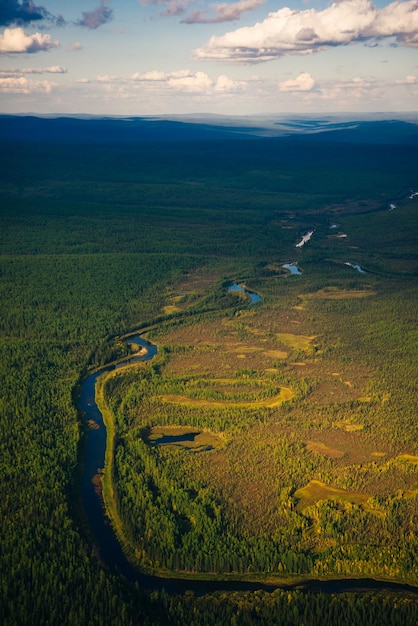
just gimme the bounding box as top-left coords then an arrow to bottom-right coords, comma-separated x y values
303,429 -> 392,465
162,264 -> 241,313
351,463 -> 418,497
308,381 -> 352,404
304,287 -> 377,300
294,479 -> 370,508
241,308 -> 309,336
92,470 -> 104,497
158,317 -> 298,377
162,345 -> 290,379
193,432 -> 283,536
307,380 -> 363,405
175,268 -> 221,293
326,199 -> 383,215
306,440 -> 344,459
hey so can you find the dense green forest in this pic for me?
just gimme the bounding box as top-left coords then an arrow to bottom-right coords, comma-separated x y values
1,117 -> 417,624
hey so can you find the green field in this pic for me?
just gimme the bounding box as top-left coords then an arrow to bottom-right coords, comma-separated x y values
1,117 -> 418,625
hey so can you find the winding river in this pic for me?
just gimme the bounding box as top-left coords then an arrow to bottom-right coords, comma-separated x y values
227,283 -> 262,304
77,290 -> 417,597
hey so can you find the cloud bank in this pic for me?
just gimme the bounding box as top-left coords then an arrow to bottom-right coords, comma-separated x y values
0,27 -> 58,53
0,76 -> 53,92
195,0 -> 418,62
279,72 -> 315,92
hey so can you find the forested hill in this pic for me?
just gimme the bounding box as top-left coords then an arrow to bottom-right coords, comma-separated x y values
0,115 -> 260,143
1,114 -> 418,144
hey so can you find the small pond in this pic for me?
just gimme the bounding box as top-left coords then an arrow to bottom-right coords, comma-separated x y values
151,432 -> 198,446
282,262 -> 302,276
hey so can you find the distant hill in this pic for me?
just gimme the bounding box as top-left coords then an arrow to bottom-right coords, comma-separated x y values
287,119 -> 418,145
1,114 -> 417,144
0,115 -> 261,143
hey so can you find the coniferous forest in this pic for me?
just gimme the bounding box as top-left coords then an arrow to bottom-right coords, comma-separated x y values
1,115 -> 417,625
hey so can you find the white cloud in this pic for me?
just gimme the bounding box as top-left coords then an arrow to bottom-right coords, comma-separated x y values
132,69 -> 213,93
29,65 -> 64,74
132,70 -> 191,81
68,41 -> 83,51
279,72 -> 315,92
395,74 -> 418,84
0,76 -> 53,93
168,71 -> 213,92
182,0 -> 265,24
214,74 -> 245,91
0,66 -> 66,76
195,0 -> 418,63
317,77 -> 384,102
0,27 -> 59,54
97,74 -> 118,82
130,69 -> 249,94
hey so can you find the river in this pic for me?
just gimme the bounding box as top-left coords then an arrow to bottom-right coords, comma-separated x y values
77,293 -> 417,597
228,283 -> 262,304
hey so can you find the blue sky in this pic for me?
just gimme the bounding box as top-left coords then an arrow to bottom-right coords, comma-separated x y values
0,0 -> 417,115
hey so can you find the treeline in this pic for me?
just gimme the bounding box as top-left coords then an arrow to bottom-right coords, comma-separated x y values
160,589 -> 418,626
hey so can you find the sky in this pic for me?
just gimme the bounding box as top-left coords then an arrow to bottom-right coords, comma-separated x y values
0,0 -> 417,116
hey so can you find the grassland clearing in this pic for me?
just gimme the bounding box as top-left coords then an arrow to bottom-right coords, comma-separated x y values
396,454 -> 418,465
275,332 -> 316,353
160,384 -> 294,408
306,440 -> 344,459
335,421 -> 364,432
295,479 -> 370,508
162,304 -> 182,315
305,287 -> 377,300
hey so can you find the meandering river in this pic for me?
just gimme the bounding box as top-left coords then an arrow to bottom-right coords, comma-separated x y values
227,283 -> 261,304
77,289 -> 417,597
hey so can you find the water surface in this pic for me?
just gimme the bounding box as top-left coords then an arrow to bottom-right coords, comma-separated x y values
282,262 -> 302,276
228,283 -> 261,304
